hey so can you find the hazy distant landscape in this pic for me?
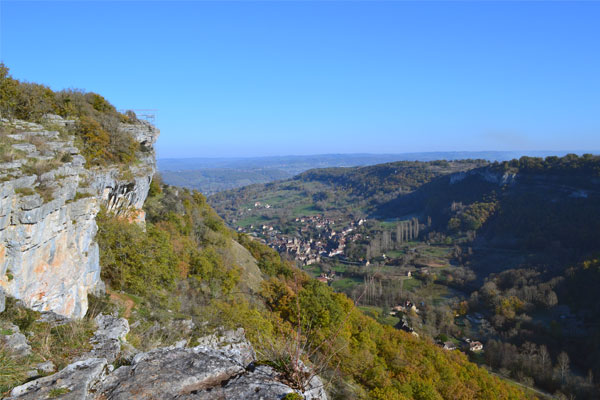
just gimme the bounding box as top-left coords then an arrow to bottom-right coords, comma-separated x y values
159,150 -> 593,194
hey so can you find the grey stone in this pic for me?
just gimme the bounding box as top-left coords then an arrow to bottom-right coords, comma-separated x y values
0,287 -> 5,313
0,323 -> 32,358
10,309 -> 328,398
194,327 -> 256,367
97,346 -> 247,399
7,358 -> 109,400
42,114 -> 75,128
185,364 -> 298,400
95,329 -> 326,400
42,113 -> 64,122
94,314 -> 129,341
6,134 -> 25,141
19,194 -> 43,211
37,311 -> 71,327
7,328 -> 327,400
76,314 -> 129,363
35,360 -> 57,374
25,370 -> 39,379
11,143 -> 36,153
0,161 -> 23,170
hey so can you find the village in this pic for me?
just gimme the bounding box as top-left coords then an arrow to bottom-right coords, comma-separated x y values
237,209 -> 367,266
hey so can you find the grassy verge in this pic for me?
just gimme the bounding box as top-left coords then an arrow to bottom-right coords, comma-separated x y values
0,298 -> 97,396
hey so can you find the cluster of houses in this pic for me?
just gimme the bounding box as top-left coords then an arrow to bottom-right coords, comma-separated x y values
316,271 -> 336,284
239,214 -> 366,266
252,201 -> 271,209
392,300 -> 420,315
390,301 -> 484,353
442,338 -> 484,353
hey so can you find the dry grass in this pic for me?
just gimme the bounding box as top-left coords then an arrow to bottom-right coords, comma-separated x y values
0,297 -> 97,395
29,319 -> 96,369
0,133 -> 22,163
21,158 -> 60,177
28,135 -> 51,154
0,345 -> 31,395
35,183 -> 54,202
14,187 -> 35,196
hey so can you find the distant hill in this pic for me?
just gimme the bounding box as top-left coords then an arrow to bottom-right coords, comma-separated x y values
208,159 -> 487,226
374,155 -> 600,271
159,151 -> 592,194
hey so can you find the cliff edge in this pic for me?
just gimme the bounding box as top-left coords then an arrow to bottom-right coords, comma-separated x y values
0,116 -> 159,318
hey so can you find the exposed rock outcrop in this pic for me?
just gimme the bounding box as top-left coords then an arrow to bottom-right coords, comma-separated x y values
0,286 -> 5,312
0,117 -> 159,318
8,358 -> 111,400
75,313 -> 130,364
449,168 -> 517,186
8,325 -> 328,400
0,321 -> 32,358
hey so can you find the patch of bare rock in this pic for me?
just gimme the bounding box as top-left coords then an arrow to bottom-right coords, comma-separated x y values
6,315 -> 327,400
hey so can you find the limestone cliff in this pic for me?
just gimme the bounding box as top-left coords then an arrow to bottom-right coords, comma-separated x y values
0,117 -> 159,318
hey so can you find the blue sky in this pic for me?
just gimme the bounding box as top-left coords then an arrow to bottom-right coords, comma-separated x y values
1,1 -> 599,158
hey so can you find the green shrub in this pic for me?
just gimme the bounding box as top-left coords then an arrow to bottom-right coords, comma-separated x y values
14,187 -> 35,196
48,388 -> 71,397
0,63 -> 139,167
96,209 -> 178,302
282,393 -> 304,400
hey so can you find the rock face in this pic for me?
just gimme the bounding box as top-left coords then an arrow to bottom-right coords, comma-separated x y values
8,358 -> 111,400
449,167 -> 517,186
0,117 -> 159,318
8,325 -> 328,400
76,313 -> 130,364
0,322 -> 32,358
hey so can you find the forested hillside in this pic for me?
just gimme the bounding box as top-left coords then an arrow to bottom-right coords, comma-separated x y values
210,159 -> 486,226
209,154 -> 600,399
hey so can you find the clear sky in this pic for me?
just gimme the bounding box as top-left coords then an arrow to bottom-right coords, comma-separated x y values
1,1 -> 599,158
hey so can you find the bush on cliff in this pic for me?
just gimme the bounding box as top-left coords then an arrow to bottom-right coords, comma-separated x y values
96,180 -> 241,310
96,208 -> 178,302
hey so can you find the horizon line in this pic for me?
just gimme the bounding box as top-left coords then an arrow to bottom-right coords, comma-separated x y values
158,149 -> 600,161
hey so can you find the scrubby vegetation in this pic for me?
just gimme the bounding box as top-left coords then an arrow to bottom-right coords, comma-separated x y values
0,63 -> 138,166
0,298 -> 98,396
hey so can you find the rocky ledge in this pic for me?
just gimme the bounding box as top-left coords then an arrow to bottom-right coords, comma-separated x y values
6,316 -> 327,400
0,117 -> 159,318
